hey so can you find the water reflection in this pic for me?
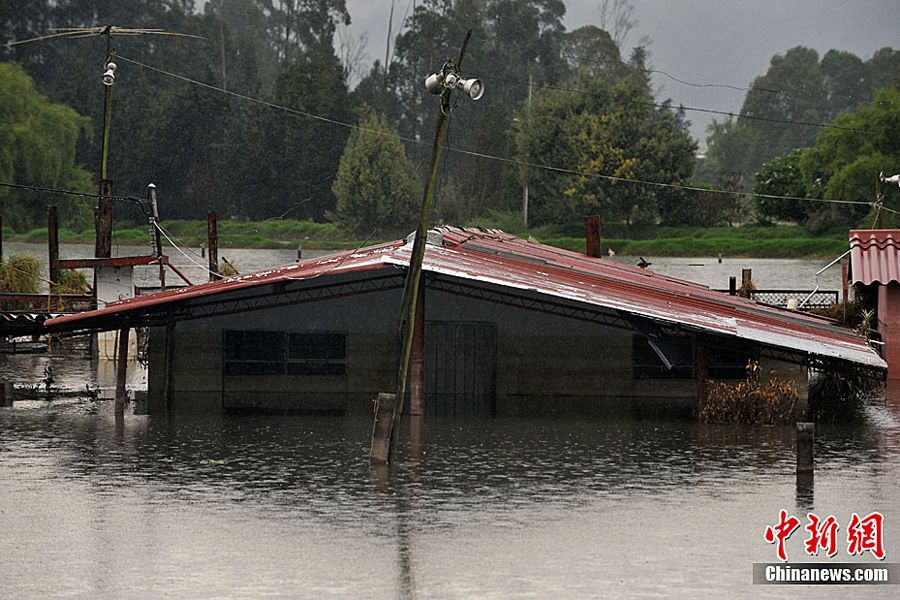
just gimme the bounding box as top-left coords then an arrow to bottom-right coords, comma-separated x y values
2,402 -> 899,598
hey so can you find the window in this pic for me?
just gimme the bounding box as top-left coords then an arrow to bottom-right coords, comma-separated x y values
632,335 -> 694,379
224,330 -> 347,376
224,330 -> 285,375
631,335 -> 754,380
287,333 -> 347,375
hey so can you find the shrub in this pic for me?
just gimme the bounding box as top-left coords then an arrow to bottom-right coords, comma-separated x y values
700,362 -> 799,424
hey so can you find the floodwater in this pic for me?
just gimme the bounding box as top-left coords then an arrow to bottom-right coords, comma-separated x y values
2,243 -> 896,598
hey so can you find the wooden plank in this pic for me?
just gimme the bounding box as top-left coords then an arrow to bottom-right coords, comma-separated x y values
370,392 -> 398,464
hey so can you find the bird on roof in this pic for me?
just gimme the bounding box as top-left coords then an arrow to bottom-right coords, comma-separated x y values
637,257 -> 651,269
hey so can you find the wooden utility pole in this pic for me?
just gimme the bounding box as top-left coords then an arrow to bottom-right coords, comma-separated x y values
114,327 -> 130,415
207,210 -> 220,281
148,184 -> 165,290
370,30 -> 475,465
48,206 -> 60,290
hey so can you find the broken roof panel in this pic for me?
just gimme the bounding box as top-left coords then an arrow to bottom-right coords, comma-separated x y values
47,226 -> 885,370
849,229 -> 900,286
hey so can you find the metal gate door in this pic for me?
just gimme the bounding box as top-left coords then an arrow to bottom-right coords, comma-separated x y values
424,321 -> 496,417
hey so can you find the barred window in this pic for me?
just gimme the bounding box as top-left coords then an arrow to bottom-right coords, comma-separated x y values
224,330 -> 346,376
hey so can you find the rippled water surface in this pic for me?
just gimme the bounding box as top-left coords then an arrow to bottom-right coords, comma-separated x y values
1,244 -> 896,598
1,401 -> 899,599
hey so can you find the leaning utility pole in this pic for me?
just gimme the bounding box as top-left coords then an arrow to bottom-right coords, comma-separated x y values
370,30 -> 483,465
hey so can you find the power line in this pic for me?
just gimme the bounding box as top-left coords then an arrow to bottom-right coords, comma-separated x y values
117,54 -> 878,209
589,58 -> 885,105
495,77 -> 873,133
117,55 -> 420,146
154,222 -> 221,279
0,180 -> 146,205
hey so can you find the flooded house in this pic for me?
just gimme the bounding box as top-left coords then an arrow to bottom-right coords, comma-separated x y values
46,227 -> 885,416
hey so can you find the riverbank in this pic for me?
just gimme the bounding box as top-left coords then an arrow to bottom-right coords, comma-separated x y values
2,220 -> 847,258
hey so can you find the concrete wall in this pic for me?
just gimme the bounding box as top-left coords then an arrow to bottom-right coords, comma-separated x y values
877,284 -> 900,380
147,282 -> 808,416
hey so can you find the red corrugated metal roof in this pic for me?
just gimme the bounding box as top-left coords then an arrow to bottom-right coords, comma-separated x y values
850,229 -> 900,286
47,227 -> 885,369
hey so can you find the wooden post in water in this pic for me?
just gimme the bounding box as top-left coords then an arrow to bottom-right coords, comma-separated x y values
409,290 -> 425,416
728,276 -> 737,296
371,393 -> 399,463
797,422 -> 814,474
0,382 -> 13,407
207,210 -> 219,281
739,268 -> 753,299
114,327 -> 129,415
584,215 -> 602,258
48,206 -> 60,293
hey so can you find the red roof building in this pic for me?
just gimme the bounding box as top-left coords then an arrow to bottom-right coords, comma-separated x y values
48,227 -> 884,414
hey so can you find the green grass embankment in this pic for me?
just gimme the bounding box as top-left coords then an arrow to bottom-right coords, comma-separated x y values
3,219 -> 847,258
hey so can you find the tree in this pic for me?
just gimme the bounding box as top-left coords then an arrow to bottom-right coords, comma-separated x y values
0,62 -> 93,231
516,63 -> 695,227
753,149 -> 815,224
752,86 -> 900,232
332,112 -> 420,236
702,46 -> 899,191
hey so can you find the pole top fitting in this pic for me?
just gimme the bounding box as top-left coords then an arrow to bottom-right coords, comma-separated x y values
147,183 -> 156,189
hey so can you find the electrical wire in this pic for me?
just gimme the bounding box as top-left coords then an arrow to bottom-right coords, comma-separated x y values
0,180 -> 147,206
153,222 -> 221,279
117,55 -> 420,146
117,54 -> 879,210
495,77 -> 873,133
588,58 -> 889,105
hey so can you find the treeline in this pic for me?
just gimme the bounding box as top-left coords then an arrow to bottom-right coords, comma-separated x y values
1,0 -> 898,238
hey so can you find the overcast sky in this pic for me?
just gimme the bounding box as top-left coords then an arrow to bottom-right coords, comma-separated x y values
344,0 -> 900,148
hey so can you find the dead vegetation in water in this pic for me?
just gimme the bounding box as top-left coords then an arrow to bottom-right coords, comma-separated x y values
808,361 -> 885,423
700,361 -> 799,424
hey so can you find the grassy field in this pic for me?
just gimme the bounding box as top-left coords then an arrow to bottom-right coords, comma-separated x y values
3,219 -> 848,258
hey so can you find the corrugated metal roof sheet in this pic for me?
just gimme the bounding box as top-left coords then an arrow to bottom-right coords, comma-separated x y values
47,227 -> 885,370
850,229 -> 900,285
